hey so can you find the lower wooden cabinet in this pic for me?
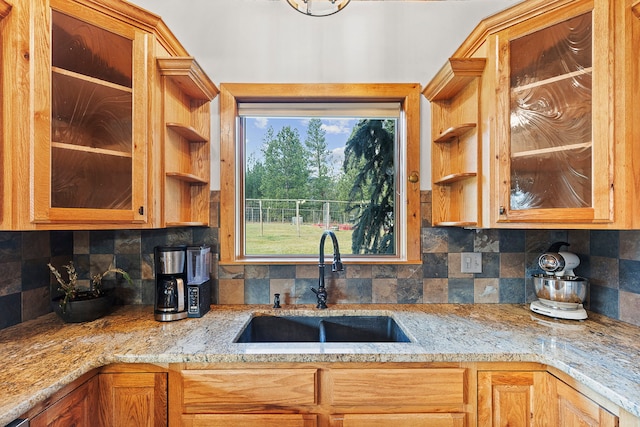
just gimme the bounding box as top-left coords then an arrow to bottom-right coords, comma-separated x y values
478,369 -> 618,427
29,374 -> 99,427
169,363 -> 471,427
555,379 -> 618,427
98,371 -> 167,427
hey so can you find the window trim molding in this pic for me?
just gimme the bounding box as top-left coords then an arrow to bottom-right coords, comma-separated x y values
219,83 -> 421,264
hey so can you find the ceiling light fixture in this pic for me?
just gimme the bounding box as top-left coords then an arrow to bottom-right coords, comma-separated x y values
286,0 -> 351,17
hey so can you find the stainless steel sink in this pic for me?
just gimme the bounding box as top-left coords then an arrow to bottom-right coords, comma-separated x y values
235,315 -> 411,343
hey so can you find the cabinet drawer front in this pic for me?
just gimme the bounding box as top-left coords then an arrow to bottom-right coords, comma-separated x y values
336,413 -> 466,427
182,413 -> 317,427
182,369 -> 317,406
329,368 -> 466,406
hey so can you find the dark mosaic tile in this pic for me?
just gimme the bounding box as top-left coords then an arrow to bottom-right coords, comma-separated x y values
422,253 -> 448,278
474,229 -> 500,252
245,278 -> 270,304
0,232 -> 22,263
21,258 -> 50,292
90,230 -> 116,254
619,259 -> 640,294
476,252 -> 500,278
245,265 -> 269,279
22,232 -> 50,260
115,253 -> 142,281
141,229 -> 170,255
22,286 -> 51,321
499,229 -> 526,253
294,278 -> 317,304
0,293 -> 21,330
448,278 -> 474,303
588,256 -> 618,289
192,226 -> 218,247
344,278 -> 372,303
72,254 -> 91,281
567,229 -> 590,255
619,230 -> 640,261
422,227 -> 448,253
398,278 -> 422,303
73,231 -> 90,255
50,231 -> 73,257
141,279 -> 156,305
270,265 -> 296,279
525,230 -> 568,254
372,264 -> 396,278
0,262 -> 21,297
589,284 -> 619,319
114,279 -> 141,305
164,228 -> 193,246
447,228 -> 474,252
524,277 -> 538,303
499,278 -> 526,303
590,230 -> 619,258
115,230 -> 141,254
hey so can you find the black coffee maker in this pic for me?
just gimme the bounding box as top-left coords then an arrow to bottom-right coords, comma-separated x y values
154,246 -> 188,321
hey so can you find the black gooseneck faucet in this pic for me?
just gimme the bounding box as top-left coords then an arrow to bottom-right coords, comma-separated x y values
311,230 -> 343,309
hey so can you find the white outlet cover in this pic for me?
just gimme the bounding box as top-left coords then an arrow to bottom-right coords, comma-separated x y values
461,252 -> 482,273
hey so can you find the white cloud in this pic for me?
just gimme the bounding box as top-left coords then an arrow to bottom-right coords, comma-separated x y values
254,117 -> 269,129
321,119 -> 352,135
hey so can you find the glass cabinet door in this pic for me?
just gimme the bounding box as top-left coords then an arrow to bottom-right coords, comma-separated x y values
496,1 -> 613,225
508,12 -> 592,211
33,1 -> 147,224
51,10 -> 133,210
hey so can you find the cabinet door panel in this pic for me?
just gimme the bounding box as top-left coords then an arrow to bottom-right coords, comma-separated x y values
99,372 -> 167,427
333,413 -> 466,427
477,371 -> 555,427
181,369 -> 317,407
556,380 -> 617,427
182,414 -> 317,427
30,376 -> 98,427
329,368 -> 466,407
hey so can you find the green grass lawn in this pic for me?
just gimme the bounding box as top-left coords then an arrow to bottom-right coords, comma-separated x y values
245,222 -> 354,255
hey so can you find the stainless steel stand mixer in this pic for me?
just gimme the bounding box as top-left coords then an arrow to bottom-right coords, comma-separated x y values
529,242 -> 588,320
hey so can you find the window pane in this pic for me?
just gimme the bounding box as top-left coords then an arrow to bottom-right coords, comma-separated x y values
242,115 -> 397,256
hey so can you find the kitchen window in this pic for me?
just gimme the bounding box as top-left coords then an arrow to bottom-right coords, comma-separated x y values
219,83 -> 421,264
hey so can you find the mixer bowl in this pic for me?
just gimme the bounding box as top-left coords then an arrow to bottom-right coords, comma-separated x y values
533,274 -> 588,310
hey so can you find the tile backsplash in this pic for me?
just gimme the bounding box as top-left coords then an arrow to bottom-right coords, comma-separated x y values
1,191 -> 639,330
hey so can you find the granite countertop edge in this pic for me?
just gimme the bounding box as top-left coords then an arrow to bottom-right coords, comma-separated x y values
1,304 -> 639,425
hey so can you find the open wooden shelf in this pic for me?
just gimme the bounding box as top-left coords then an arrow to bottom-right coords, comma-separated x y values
434,123 -> 477,143
434,172 -> 477,185
166,123 -> 208,142
166,172 -> 208,184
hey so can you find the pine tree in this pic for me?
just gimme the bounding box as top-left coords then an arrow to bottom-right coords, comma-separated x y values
343,119 -> 395,254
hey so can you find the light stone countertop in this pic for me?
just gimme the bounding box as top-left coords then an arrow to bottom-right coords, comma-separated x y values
1,304 -> 639,425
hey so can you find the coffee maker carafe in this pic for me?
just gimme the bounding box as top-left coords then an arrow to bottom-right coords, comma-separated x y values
154,246 -> 188,321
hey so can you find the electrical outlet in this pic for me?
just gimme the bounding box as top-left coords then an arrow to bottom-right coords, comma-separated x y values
461,252 -> 482,273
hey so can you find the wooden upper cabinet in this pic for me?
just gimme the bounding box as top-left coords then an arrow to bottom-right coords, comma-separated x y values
494,0 -> 611,226
32,0 -> 149,226
0,0 -> 215,230
425,0 -> 638,229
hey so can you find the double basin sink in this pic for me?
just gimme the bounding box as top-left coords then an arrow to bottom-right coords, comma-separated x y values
235,315 -> 411,343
